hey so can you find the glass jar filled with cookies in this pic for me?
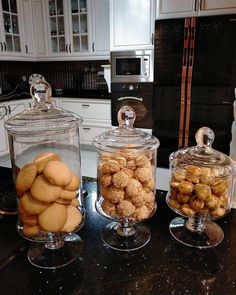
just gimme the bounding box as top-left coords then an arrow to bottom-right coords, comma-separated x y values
93,106 -> 160,251
167,127 -> 236,248
4,79 -> 84,268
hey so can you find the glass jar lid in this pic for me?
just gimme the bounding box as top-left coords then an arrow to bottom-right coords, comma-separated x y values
170,127 -> 236,177
5,80 -> 82,135
93,105 -> 160,152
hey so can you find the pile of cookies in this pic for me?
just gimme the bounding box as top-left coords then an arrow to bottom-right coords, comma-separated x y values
168,165 -> 230,218
98,149 -> 156,221
15,152 -> 83,237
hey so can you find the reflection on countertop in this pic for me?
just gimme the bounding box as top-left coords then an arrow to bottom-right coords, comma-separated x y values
0,166 -> 236,295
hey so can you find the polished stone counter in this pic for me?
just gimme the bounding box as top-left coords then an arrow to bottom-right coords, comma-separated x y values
0,169 -> 236,295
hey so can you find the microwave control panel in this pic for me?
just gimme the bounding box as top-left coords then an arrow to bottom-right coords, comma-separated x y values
142,56 -> 150,77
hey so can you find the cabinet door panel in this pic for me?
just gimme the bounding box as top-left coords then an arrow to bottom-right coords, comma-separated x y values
204,0 -> 236,10
160,0 -> 194,14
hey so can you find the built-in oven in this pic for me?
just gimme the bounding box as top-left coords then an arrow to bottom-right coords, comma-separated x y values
111,50 -> 154,83
111,82 -> 153,130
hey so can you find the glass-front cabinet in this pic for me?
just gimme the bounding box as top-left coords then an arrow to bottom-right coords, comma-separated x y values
47,0 -> 89,56
0,0 -> 22,55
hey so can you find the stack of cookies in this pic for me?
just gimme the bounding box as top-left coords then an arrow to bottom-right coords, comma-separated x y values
98,149 -> 156,221
15,152 -> 83,237
168,165 -> 230,218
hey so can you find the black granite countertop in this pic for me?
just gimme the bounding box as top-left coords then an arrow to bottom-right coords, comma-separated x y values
0,167 -> 236,295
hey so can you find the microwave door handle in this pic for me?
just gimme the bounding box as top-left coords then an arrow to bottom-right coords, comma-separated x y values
118,96 -> 143,101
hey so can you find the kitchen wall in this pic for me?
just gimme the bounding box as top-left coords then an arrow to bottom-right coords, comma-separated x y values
0,60 -> 110,97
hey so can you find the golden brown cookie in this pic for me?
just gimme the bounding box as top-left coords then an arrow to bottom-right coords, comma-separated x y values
22,224 -> 40,237
61,205 -> 83,233
38,203 -> 67,232
33,152 -> 61,174
43,160 -> 72,187
21,191 -> 49,215
59,189 -> 77,200
30,174 -> 62,203
64,172 -> 80,191
18,201 -> 38,226
70,198 -> 79,207
16,163 -> 37,195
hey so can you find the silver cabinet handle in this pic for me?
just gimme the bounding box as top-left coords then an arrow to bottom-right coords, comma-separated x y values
151,33 -> 154,45
92,42 -> 95,51
0,42 -> 3,51
25,44 -> 28,54
4,42 -> 6,51
194,0 -> 198,11
65,44 -> 68,52
118,96 -> 143,102
82,104 -> 90,107
69,43 -> 71,53
82,127 -> 91,131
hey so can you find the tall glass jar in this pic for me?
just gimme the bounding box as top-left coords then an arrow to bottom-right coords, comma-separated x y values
4,80 -> 84,268
93,106 -> 160,251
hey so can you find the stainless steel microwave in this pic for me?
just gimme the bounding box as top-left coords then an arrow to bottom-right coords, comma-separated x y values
111,50 -> 154,83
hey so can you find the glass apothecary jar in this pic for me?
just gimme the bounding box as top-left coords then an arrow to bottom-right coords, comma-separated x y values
4,80 -> 84,268
93,106 -> 160,251
167,127 -> 236,248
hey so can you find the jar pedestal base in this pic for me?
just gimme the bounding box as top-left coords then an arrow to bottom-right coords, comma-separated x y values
101,221 -> 150,251
27,233 -> 83,269
169,217 -> 224,249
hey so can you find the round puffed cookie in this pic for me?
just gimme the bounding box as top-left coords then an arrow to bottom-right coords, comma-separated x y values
33,152 -> 61,174
21,191 -> 49,215
64,172 -> 80,191
61,205 -> 83,233
43,160 -> 72,187
16,163 -> 37,195
30,174 -> 62,203
38,203 -> 67,232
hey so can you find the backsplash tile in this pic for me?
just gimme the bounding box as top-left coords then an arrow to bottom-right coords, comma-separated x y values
0,60 -> 110,95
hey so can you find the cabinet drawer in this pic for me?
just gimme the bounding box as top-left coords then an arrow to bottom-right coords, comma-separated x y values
79,125 -> 110,144
61,100 -> 111,120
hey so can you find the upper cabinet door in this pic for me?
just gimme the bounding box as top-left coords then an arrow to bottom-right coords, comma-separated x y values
31,0 -> 49,58
91,0 -> 110,57
18,0 -> 35,57
47,0 -> 70,56
110,0 -> 155,51
198,0 -> 236,16
157,0 -> 198,19
68,0 -> 90,54
156,0 -> 236,19
0,0 -> 23,57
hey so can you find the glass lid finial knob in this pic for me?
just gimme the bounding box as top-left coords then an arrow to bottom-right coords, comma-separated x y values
117,106 -> 136,128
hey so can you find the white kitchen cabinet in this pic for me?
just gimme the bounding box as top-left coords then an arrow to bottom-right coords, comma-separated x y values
110,0 -> 155,51
156,0 -> 236,19
60,97 -> 111,145
45,0 -> 91,58
45,0 -> 110,60
0,0 -> 23,59
0,99 -> 28,157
